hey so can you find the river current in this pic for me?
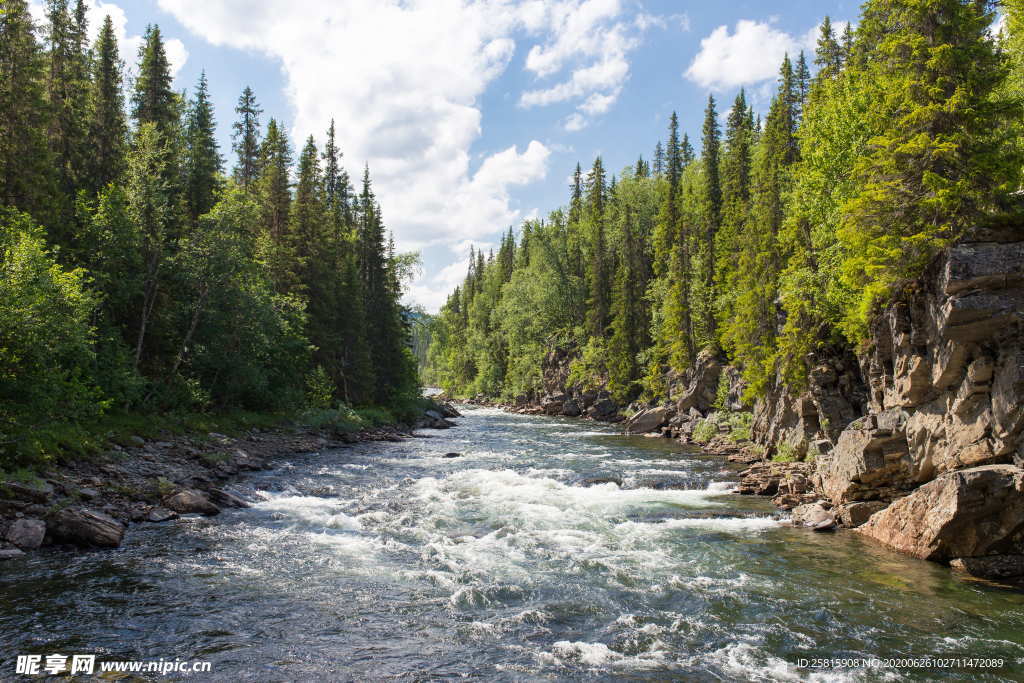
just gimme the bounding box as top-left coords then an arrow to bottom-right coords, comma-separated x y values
2,405 -> 1024,681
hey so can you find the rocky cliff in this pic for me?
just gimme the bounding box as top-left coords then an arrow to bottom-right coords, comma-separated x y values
784,230 -> 1024,578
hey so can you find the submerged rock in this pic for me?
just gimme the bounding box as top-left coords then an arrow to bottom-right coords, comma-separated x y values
575,474 -> 623,488
48,508 -> 125,547
856,464 -> 1024,561
950,555 -> 1024,580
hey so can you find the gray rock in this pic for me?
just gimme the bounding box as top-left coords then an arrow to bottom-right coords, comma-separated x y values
790,502 -> 835,531
576,474 -> 623,488
146,507 -> 179,523
209,488 -> 250,508
561,399 -> 581,417
950,554 -> 1024,580
163,489 -> 221,516
5,518 -> 46,549
624,406 -> 670,435
48,508 -> 125,547
0,548 -> 25,560
3,480 -> 54,503
442,452 -> 462,458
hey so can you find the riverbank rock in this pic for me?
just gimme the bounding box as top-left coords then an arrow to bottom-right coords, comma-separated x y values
146,507 -> 179,523
950,555 -> 1024,580
0,548 -> 26,560
48,508 -> 125,547
624,406 -> 670,435
790,502 -> 836,531
836,501 -> 888,528
856,464 -> 1024,561
164,489 -> 221,516
209,488 -> 250,509
4,518 -> 46,549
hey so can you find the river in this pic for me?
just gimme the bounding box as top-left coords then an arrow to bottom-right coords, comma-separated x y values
2,406 -> 1023,681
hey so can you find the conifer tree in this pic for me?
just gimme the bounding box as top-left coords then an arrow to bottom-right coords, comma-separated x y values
232,86 -> 262,192
815,16 -> 843,78
652,140 -> 665,176
131,25 -> 178,136
184,71 -> 222,223
716,89 -> 754,330
87,15 -> 127,194
257,118 -> 292,243
700,94 -> 721,345
0,0 -> 53,218
681,132 -> 695,165
585,156 -> 609,338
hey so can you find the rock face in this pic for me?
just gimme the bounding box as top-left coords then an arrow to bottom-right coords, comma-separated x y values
815,237 -> 1024,514
856,465 -> 1024,561
48,508 -> 125,547
163,489 -> 221,516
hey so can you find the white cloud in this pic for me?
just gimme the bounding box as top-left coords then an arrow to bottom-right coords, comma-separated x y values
564,112 -> 587,132
157,0 -> 560,310
519,0 -> 674,130
685,18 -> 817,90
30,1 -> 188,77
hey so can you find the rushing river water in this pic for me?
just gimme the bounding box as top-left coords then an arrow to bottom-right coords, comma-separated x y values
2,406 -> 1024,681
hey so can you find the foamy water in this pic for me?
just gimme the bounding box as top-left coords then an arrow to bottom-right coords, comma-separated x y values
1,405 -> 1022,680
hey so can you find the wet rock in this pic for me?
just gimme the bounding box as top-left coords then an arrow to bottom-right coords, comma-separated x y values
628,474 -> 697,490
576,474 -> 623,488
442,452 -> 462,458
624,406 -> 670,435
857,465 -> 1024,561
0,548 -> 25,560
146,507 -> 179,523
438,402 -> 462,418
561,399 -> 581,417
836,501 -> 888,528
163,489 -> 221,516
48,508 -> 125,547
209,488 -> 250,509
5,518 -> 46,549
790,502 -> 836,532
587,398 -> 619,421
950,555 -> 1024,580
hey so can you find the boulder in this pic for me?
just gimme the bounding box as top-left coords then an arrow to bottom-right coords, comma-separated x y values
856,465 -> 1024,561
3,480 -> 54,503
587,398 -> 619,421
5,518 -> 46,549
0,548 -> 25,560
439,402 -> 462,418
48,508 -> 125,547
561,399 -> 581,417
624,406 -> 670,435
163,489 -> 221,516
442,452 -> 462,458
790,502 -> 836,531
836,501 -> 888,528
146,507 -> 179,523
209,488 -> 250,508
575,474 -> 623,488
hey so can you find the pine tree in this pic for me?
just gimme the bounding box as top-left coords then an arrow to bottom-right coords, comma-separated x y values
87,15 -> 127,194
232,86 -> 262,192
585,156 -> 609,338
700,94 -> 721,345
0,0 -> 53,218
131,25 -> 178,136
184,71 -> 222,222
652,140 -> 665,176
45,0 -> 91,214
815,16 -> 843,78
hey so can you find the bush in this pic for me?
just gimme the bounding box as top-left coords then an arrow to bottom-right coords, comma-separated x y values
0,211 -> 104,467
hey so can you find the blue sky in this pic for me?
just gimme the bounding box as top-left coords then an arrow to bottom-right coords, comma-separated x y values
35,0 -> 858,311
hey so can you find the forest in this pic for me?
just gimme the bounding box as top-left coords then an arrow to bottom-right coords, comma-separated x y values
426,0 -> 1024,409
0,0 -> 420,466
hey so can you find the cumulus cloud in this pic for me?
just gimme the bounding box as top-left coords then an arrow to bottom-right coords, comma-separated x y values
29,0 -> 188,77
519,0 -> 674,130
156,0 -> 564,310
685,19 -> 819,90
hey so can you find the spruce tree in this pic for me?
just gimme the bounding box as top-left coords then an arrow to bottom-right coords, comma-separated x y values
700,94 -> 721,345
0,0 -> 53,218
257,118 -> 292,243
131,25 -> 178,136
652,140 -> 665,176
585,156 -> 609,338
815,16 -> 843,78
232,86 -> 262,192
87,15 -> 127,194
715,89 -> 754,332
184,71 -> 222,222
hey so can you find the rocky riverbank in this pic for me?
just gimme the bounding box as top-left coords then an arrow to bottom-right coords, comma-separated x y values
463,231 -> 1024,582
0,402 -> 461,559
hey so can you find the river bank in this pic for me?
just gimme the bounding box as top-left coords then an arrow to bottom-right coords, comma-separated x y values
0,402 -> 461,558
